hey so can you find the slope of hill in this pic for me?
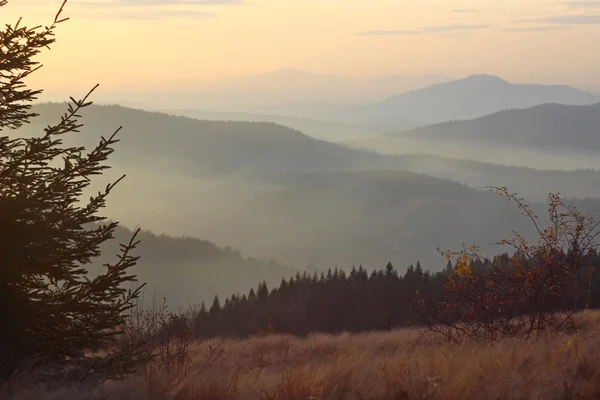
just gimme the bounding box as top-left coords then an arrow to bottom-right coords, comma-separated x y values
17,103 -> 600,273
21,102 -> 600,202
21,103 -> 378,178
395,103 -> 600,151
161,108 -> 396,142
248,101 -> 424,130
345,103 -> 600,170
356,74 -> 600,126
210,169 -> 559,270
372,153 -> 600,202
94,225 -> 295,308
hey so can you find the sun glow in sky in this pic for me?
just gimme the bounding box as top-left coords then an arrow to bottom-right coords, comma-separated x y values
4,0 -> 600,91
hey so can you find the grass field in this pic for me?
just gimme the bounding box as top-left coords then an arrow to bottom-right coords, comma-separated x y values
6,311 -> 600,400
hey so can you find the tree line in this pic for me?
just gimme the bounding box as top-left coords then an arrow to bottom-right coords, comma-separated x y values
191,248 -> 600,339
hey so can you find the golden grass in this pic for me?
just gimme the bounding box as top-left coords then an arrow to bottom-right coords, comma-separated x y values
7,311 -> 600,400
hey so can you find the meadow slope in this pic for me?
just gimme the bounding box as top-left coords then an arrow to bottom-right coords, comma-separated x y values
7,311 -> 600,400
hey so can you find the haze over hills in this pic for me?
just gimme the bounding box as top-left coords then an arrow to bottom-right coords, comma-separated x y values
24,103 -> 378,178
92,225 -> 295,308
161,108 -> 396,142
43,74 -> 599,135
245,74 -> 600,130
221,68 -> 451,101
345,102 -> 600,168
226,68 -> 451,109
15,103 -> 600,273
46,68 -> 451,112
211,169 -> 541,269
28,101 -> 600,301
21,103 -> 600,201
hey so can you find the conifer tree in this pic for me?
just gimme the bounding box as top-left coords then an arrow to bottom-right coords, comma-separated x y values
209,295 -> 221,315
0,0 -> 144,381
248,287 -> 257,301
257,281 -> 269,302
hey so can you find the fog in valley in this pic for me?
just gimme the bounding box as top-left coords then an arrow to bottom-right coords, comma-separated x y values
13,87 -> 600,306
345,135 -> 600,171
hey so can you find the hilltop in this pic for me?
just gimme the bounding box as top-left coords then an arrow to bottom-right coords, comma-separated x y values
93,225 -> 295,308
395,102 -> 600,151
352,74 -> 600,127
161,108 -> 397,142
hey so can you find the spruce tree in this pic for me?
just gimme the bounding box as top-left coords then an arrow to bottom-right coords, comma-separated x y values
257,281 -> 269,302
0,0 -> 144,381
209,295 -> 221,316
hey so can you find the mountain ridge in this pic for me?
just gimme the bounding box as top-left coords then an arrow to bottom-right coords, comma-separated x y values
24,102 -> 600,201
356,74 -> 600,126
15,103 -> 600,296
395,102 -> 600,150
93,224 -> 296,308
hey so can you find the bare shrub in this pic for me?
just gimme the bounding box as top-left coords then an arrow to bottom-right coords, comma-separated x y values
120,295 -> 199,398
419,186 -> 600,343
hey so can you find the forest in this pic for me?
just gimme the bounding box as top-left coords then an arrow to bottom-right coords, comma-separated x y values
173,251 -> 600,338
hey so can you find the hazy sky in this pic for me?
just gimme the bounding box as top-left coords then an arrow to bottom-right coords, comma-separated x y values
4,0 -> 600,92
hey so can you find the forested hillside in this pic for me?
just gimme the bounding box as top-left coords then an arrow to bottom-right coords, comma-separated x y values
21,103 -> 600,201
15,103 -> 600,277
94,225 -> 295,307
210,170 -> 554,270
163,108 -> 396,142
196,253 -> 600,337
396,103 -> 600,151
20,103 -> 370,177
356,74 -> 600,126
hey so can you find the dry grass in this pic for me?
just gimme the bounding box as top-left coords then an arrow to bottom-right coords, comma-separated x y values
6,311 -> 600,400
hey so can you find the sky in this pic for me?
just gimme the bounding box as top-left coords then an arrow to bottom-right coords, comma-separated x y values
3,0 -> 600,92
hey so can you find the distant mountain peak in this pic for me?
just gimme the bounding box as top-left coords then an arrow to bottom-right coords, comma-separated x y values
247,67 -> 348,84
263,67 -> 328,79
458,74 -> 510,86
275,66 -> 304,73
367,73 -> 599,125
270,67 -> 306,75
463,73 -> 506,80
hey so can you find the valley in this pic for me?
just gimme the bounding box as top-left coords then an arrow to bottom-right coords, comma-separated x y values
14,88 -> 600,307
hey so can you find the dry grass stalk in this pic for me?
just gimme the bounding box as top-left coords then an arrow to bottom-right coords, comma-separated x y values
4,311 -> 600,400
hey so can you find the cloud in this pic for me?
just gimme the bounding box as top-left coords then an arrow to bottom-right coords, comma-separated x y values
356,24 -> 491,36
523,14 -> 600,24
60,0 -> 243,20
423,24 -> 491,32
107,9 -> 213,19
71,0 -> 243,5
449,8 -> 477,13
356,29 -> 417,36
564,1 -> 600,8
67,6 -> 214,19
503,25 -> 572,31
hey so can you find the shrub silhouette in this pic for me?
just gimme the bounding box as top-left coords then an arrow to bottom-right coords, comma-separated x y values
0,0 -> 145,382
